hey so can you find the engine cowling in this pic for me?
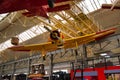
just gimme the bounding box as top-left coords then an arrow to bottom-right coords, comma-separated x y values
50,30 -> 60,40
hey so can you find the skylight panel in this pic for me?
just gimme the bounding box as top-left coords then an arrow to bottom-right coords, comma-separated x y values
26,30 -> 36,37
54,15 -> 63,20
85,0 -> 96,12
78,0 -> 112,14
61,11 -> 70,18
17,25 -> 47,42
0,43 -> 5,51
78,2 -> 89,14
54,15 -> 67,24
34,27 -> 43,34
0,13 -> 8,21
19,37 -> 24,43
24,31 -> 33,38
4,40 -> 12,47
98,0 -> 108,5
40,27 -> 47,32
0,39 -> 12,51
18,32 -> 30,42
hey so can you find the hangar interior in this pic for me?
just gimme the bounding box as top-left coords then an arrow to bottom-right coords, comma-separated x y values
0,0 -> 120,80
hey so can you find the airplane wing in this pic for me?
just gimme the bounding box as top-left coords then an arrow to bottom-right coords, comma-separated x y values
0,0 -> 72,14
8,33 -> 94,51
64,33 -> 96,49
0,0 -> 24,14
64,28 -> 117,49
22,3 -> 71,18
8,42 -> 58,52
8,28 -> 116,54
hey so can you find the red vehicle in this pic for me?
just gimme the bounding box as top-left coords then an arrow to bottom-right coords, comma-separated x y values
71,65 -> 120,80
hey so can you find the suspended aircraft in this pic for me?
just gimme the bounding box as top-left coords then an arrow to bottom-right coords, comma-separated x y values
8,28 -> 117,59
0,0 -> 73,18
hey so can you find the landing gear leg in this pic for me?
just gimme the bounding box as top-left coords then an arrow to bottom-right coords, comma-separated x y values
43,56 -> 46,60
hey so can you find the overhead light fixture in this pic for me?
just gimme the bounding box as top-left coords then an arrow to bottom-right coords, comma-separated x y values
14,74 -> 17,75
24,73 -> 28,74
100,53 -> 107,56
105,55 -> 110,58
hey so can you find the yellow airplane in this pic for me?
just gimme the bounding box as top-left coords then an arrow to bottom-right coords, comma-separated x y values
8,28 -> 117,59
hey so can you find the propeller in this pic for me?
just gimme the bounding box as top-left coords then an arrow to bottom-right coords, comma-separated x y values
44,26 -> 64,47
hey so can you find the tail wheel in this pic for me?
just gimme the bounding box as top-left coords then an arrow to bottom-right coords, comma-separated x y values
50,30 -> 60,40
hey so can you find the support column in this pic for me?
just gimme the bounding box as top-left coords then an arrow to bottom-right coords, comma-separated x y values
80,44 -> 88,80
28,58 -> 32,74
82,44 -> 88,68
81,60 -> 84,80
27,58 -> 32,80
11,62 -> 16,80
118,56 -> 120,64
72,49 -> 79,80
0,65 -> 4,80
0,66 -> 2,80
117,38 -> 120,46
49,54 -> 53,80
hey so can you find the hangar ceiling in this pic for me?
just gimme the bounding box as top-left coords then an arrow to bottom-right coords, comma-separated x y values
0,0 -> 120,64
